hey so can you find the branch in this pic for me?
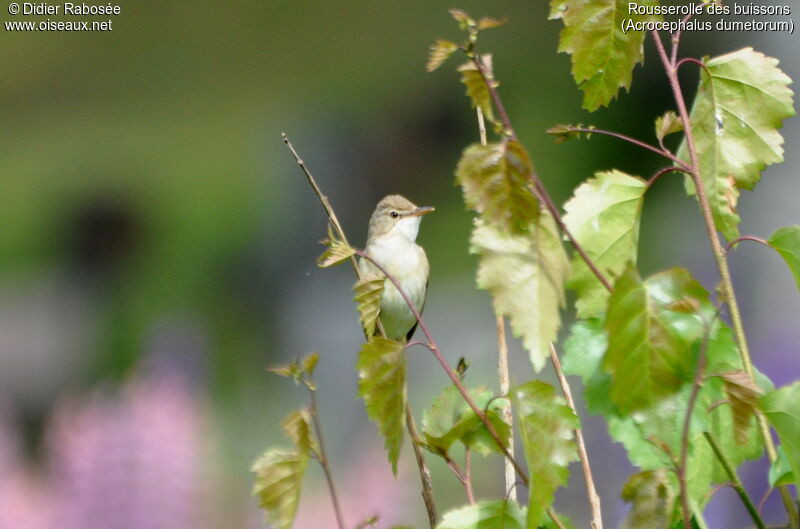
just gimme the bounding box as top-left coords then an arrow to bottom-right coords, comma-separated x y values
704,432 -> 767,529
309,386 -> 347,529
725,235 -> 770,253
651,32 -> 799,529
444,452 -> 476,504
550,344 -> 603,529
646,166 -> 687,189
470,54 -> 613,293
284,133 -> 439,528
355,250 -> 530,485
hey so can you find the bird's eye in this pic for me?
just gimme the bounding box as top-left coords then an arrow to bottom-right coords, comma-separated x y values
390,211 -> 399,218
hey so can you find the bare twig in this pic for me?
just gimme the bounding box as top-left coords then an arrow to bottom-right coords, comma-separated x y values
309,387 -> 347,529
650,31 -> 799,528
704,432 -> 767,529
725,235 -> 770,253
550,343 -> 603,529
284,133 -> 439,528
647,166 -> 687,189
444,452 -> 476,504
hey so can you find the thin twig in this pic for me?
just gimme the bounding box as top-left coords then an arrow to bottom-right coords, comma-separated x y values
549,343 -> 603,529
678,339 -> 709,529
725,235 -> 770,253
647,166 -> 686,189
554,126 -> 690,169
470,54 -> 613,293
309,387 -> 347,529
465,449 -> 475,505
355,249 -> 530,484
444,452 -> 476,504
284,133 -> 439,528
650,32 -> 799,528
477,104 -> 517,503
704,432 -> 767,529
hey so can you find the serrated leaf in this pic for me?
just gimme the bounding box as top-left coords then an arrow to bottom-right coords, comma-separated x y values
768,225 -> 800,291
422,385 -> 510,457
470,213 -> 569,371
720,370 -> 762,445
281,409 -> 317,456
318,238 -> 355,268
655,111 -> 683,142
458,55 -> 497,125
563,170 -> 646,318
301,352 -> 319,377
456,141 -> 540,234
546,123 -> 595,143
357,336 -> 407,474
436,500 -> 526,529
449,8 -> 474,29
513,381 -> 578,528
427,39 -> 459,72
604,266 -> 714,413
760,382 -> 800,488
679,48 -> 795,241
621,470 -> 676,529
251,449 -> 308,529
478,17 -> 507,30
769,445 -> 795,487
549,0 -> 659,111
562,318 -> 615,416
353,276 -> 385,336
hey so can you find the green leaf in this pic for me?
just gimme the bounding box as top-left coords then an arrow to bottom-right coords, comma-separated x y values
457,55 -> 497,126
436,500 -> 526,529
422,385 -> 510,457
353,276 -> 385,336
620,470 -> 676,529
720,370 -> 762,445
604,266 -> 712,413
546,123 -> 595,143
563,170 -> 646,317
768,226 -> 800,291
427,39 -> 459,73
357,336 -> 407,474
470,213 -> 569,372
679,48 -> 795,241
317,238 -> 355,268
760,382 -> 800,487
478,17 -> 507,30
281,409 -> 317,456
267,361 -> 301,380
513,381 -> 578,528
655,111 -> 683,142
562,318 -> 615,416
251,449 -> 308,529
549,0 -> 658,111
449,8 -> 475,30
456,140 -> 539,234
769,445 -> 795,487
301,352 -> 319,377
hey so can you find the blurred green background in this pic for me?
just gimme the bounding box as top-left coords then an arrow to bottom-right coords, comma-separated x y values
0,1 -> 797,528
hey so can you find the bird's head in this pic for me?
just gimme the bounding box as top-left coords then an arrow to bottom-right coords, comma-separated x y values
367,194 -> 434,243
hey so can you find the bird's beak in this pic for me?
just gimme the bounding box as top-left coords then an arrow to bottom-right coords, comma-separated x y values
406,206 -> 435,217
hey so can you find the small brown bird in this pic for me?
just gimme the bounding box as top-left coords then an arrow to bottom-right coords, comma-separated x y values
359,195 -> 434,341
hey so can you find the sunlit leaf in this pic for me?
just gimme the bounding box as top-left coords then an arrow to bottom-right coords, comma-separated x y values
563,170 -> 646,317
357,336 -> 407,474
422,385 -> 510,457
353,276 -> 385,336
251,449 -> 308,529
760,382 -> 800,487
680,48 -> 795,241
436,500 -> 526,529
620,470 -> 676,529
427,39 -> 459,73
546,123 -> 595,143
470,213 -> 569,371
604,266 -> 713,413
655,111 -> 683,142
768,226 -> 800,291
458,55 -> 497,126
267,362 -> 301,380
769,445 -> 795,487
281,409 -> 317,456
317,238 -> 355,268
301,352 -> 319,377
456,140 -> 539,234
449,8 -> 474,30
513,381 -> 578,528
478,17 -> 507,30
720,370 -> 762,445
549,0 -> 659,111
